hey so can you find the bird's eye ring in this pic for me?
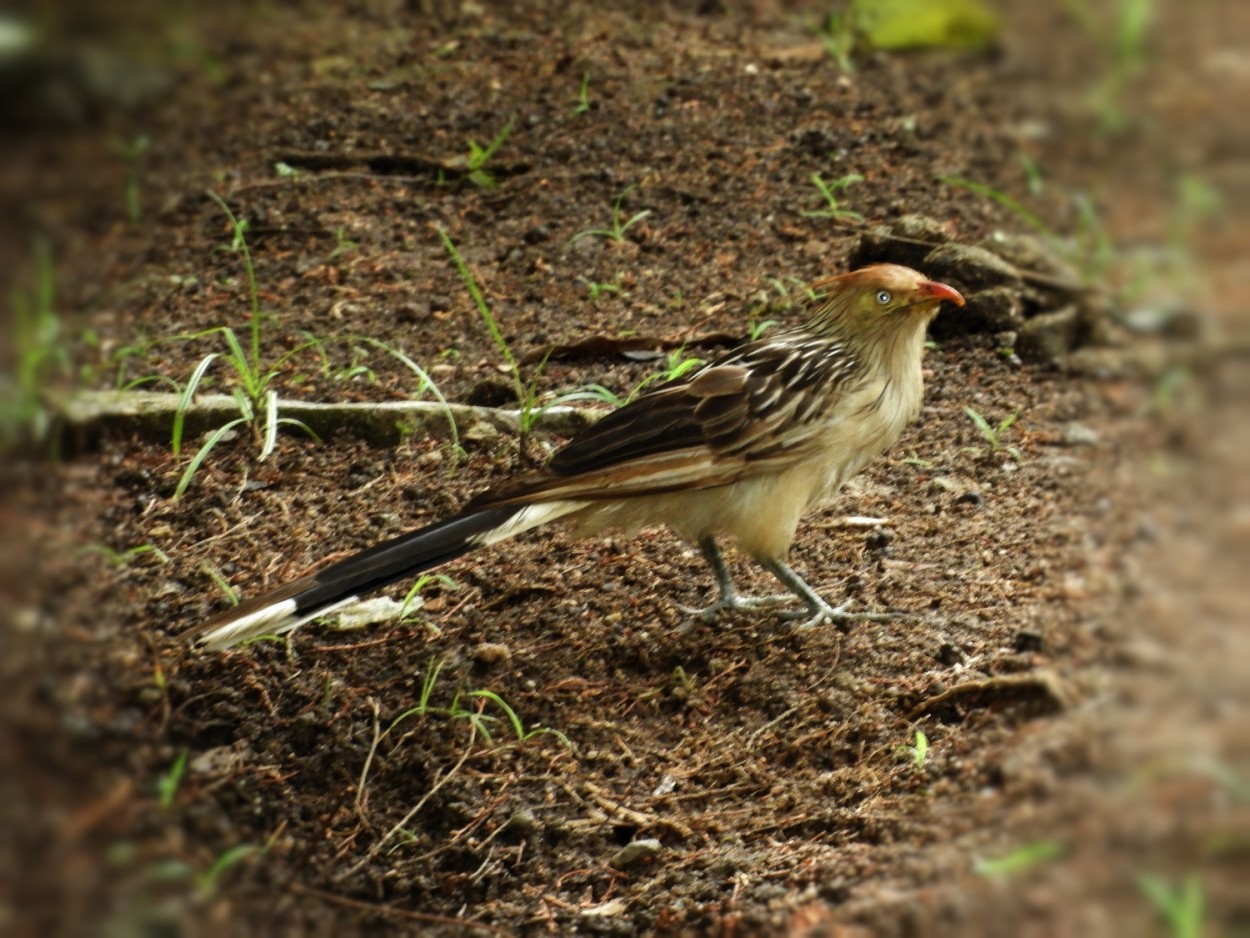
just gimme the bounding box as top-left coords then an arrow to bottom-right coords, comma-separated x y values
876,290 -> 892,305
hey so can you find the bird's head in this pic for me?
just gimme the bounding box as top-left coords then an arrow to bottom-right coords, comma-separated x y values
806,263 -> 964,345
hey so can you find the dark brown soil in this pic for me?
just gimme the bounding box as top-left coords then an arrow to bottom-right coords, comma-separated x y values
4,2 -> 1247,936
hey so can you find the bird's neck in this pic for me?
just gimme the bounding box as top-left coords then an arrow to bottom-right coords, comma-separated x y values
804,314 -> 931,380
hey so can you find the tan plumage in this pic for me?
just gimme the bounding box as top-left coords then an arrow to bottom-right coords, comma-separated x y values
194,263 -> 962,650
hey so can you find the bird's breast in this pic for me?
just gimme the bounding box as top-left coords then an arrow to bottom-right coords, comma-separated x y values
808,366 -> 924,506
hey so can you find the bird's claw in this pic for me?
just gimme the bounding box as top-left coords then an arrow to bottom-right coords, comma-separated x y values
676,592 -> 799,622
784,599 -> 898,631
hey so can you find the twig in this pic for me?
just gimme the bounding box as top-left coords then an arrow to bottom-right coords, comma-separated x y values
906,671 -> 1076,721
353,697 -> 382,826
336,723 -> 478,882
288,882 -> 514,935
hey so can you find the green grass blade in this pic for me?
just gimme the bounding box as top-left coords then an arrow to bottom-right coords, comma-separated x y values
471,689 -> 526,740
172,353 -> 219,456
174,416 -> 248,499
939,175 -> 1057,244
259,389 -> 278,460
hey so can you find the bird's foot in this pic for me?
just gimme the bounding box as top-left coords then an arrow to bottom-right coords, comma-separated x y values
676,591 -> 798,622
782,598 -> 898,631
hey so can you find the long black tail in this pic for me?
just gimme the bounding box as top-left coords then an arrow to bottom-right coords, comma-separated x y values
194,504 -> 522,650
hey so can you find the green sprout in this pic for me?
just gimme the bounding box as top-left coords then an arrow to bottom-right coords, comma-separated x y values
964,405 -> 1021,458
465,118 -> 515,189
1138,872 -> 1204,938
803,172 -> 865,222
570,186 -> 652,244
573,72 -> 592,115
974,840 -> 1066,878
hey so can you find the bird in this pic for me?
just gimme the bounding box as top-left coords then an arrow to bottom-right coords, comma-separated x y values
193,263 -> 963,651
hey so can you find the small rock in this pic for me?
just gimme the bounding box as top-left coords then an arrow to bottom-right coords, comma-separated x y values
609,838 -> 663,869
928,476 -> 980,501
849,214 -> 953,270
394,303 -> 423,324
923,242 -> 1024,294
1076,292 -> 1126,347
979,231 -> 1079,285
1013,629 -> 1045,654
473,642 -> 512,666
462,420 -> 501,443
1122,304 -> 1206,340
1017,305 -> 1080,365
506,808 -> 539,835
1060,423 -> 1098,447
1064,342 -> 1177,378
866,527 -> 895,550
936,641 -> 964,666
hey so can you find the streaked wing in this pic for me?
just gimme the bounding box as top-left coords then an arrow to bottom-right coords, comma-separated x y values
473,334 -> 863,507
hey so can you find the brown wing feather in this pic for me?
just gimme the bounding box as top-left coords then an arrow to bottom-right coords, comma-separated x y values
470,333 -> 864,509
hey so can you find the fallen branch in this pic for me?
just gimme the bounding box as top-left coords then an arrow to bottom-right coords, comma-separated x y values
56,390 -> 600,448
906,671 -> 1076,721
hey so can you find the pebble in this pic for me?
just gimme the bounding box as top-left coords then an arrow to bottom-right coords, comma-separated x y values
1060,423 -> 1098,447
609,838 -> 663,869
473,642 -> 512,666
1017,305 -> 1080,365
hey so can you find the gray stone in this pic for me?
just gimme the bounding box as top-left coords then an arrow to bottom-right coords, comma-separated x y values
923,243 -> 1024,294
979,231 -> 1079,284
932,285 -> 1025,338
1017,306 -> 1080,364
609,838 -> 663,869
850,214 -> 953,270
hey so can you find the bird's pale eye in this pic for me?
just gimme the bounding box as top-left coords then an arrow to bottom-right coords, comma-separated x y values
875,290 -> 892,305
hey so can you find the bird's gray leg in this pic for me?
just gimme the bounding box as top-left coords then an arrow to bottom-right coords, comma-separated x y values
676,535 -> 798,621
756,557 -> 896,630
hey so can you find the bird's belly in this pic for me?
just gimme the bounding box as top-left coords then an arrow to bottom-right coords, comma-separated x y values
568,375 -> 922,560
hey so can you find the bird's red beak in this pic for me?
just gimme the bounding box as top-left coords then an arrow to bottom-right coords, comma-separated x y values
918,280 -> 964,307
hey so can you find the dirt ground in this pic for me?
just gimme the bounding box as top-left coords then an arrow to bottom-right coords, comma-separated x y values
3,1 -> 1248,935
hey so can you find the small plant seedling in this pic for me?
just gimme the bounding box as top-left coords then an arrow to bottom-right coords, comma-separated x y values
157,749 -> 188,809
1138,872 -> 1204,938
112,134 -> 150,224
81,543 -> 170,567
974,840 -> 1066,878
803,172 -> 865,222
465,117 -> 515,189
438,229 -> 519,380
3,239 -> 69,449
327,225 -> 358,261
197,844 -> 264,899
573,72 -> 592,115
570,186 -> 652,244
399,573 -> 459,629
1020,152 -> 1045,197
439,228 -> 556,460
170,191 -> 324,497
349,335 -> 465,463
964,405 -> 1021,458
200,561 -> 239,606
907,729 -> 929,769
624,347 -> 705,403
387,656 -> 570,749
1062,0 -> 1154,133
818,9 -> 858,72
580,276 -> 622,301
748,310 -> 778,341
